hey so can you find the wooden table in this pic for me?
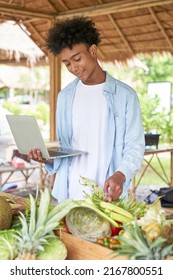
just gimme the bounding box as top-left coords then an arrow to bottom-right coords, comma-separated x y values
0,164 -> 40,190
131,147 -> 173,197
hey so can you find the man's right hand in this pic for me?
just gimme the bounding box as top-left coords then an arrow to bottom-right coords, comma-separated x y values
28,148 -> 53,164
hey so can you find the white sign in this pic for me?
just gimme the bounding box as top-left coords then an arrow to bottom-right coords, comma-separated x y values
147,82 -> 172,112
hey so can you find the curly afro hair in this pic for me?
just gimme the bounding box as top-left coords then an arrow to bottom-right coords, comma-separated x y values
46,16 -> 101,55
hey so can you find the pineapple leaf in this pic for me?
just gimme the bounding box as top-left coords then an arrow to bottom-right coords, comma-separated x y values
41,223 -> 60,236
46,198 -> 73,221
36,188 -> 51,228
18,213 -> 29,237
28,194 -> 36,236
150,236 -> 166,249
46,207 -> 74,227
160,244 -> 173,259
32,226 -> 44,239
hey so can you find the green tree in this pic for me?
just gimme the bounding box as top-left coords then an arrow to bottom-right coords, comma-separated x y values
2,101 -> 22,115
105,53 -> 173,144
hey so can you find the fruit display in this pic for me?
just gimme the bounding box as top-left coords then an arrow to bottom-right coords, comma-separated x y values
0,176 -> 173,260
0,188 -> 75,260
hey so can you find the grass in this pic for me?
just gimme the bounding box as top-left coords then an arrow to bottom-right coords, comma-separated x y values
135,155 -> 171,187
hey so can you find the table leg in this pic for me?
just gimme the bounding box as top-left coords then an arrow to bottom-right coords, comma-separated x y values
171,151 -> 173,186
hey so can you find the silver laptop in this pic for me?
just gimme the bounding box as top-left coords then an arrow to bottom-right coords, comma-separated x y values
6,115 -> 86,159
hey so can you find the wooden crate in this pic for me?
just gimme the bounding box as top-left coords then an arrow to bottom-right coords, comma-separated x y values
56,230 -> 128,260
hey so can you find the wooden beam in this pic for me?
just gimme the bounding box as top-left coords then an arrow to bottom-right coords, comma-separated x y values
43,0 -> 69,12
21,18 -> 42,24
55,0 -> 173,19
97,0 -> 134,55
1,0 -> 173,21
108,15 -> 134,55
43,0 -> 59,12
56,0 -> 69,11
100,45 -> 172,52
149,7 -> 173,51
27,22 -> 46,44
0,4 -> 53,19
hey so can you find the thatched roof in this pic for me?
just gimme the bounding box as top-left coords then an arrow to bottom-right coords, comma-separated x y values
1,1 -> 173,141
0,0 -> 173,63
0,21 -> 47,66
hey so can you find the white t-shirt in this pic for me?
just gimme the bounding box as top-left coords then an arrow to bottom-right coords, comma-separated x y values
68,80 -> 107,199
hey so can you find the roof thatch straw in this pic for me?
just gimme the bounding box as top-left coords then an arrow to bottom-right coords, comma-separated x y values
0,21 -> 45,66
1,1 -> 173,63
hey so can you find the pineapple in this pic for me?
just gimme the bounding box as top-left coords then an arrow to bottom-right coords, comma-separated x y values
114,220 -> 173,260
15,187 -> 74,260
142,221 -> 161,242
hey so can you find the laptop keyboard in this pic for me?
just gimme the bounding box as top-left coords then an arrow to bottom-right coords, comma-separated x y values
48,150 -> 68,157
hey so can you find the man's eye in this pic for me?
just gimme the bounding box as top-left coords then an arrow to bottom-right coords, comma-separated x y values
74,58 -> 81,62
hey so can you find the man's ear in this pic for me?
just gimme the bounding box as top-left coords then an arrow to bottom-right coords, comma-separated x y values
90,44 -> 97,58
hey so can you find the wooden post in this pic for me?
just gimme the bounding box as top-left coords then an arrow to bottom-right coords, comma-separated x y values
49,53 -> 61,141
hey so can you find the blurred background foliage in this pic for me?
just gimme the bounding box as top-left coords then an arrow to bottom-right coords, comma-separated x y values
1,53 -> 173,144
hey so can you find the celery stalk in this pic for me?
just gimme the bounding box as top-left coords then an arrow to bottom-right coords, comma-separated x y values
100,201 -> 134,220
76,198 -> 119,227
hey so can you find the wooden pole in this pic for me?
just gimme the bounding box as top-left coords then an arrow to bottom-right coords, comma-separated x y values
49,53 -> 61,141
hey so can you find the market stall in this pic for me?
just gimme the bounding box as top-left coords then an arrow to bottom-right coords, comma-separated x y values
0,179 -> 173,261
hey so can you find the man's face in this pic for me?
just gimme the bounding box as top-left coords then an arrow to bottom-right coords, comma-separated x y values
60,43 -> 97,85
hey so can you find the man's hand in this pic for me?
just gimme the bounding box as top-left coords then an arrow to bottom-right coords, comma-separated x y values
103,171 -> 125,201
28,148 -> 53,165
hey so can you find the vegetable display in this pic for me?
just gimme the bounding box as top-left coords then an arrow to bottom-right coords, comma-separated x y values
114,220 -> 173,260
0,176 -> 173,260
0,188 -> 75,260
73,176 -> 147,228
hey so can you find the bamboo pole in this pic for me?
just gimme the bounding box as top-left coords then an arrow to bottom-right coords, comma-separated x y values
149,7 -> 173,51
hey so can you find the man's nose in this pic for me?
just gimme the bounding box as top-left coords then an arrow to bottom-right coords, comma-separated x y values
71,62 -> 78,73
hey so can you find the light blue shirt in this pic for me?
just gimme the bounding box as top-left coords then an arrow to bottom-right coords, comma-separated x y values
46,72 -> 145,202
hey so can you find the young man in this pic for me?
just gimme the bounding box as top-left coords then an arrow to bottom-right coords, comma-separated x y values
28,16 -> 145,202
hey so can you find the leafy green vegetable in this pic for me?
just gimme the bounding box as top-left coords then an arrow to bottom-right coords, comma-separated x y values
79,175 -> 147,218
0,230 -> 18,260
66,206 -> 112,242
37,236 -> 67,260
137,198 -> 166,229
